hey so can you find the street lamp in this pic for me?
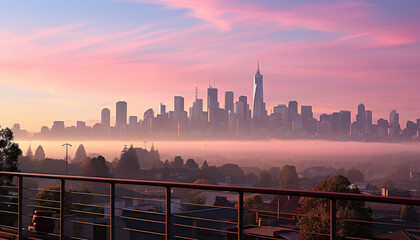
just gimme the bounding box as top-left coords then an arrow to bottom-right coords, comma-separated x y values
62,143 -> 72,175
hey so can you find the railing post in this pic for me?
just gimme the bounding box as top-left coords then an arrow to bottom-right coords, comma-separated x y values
60,179 -> 65,240
238,191 -> 244,240
18,176 -> 23,240
166,186 -> 171,240
330,198 -> 336,240
110,182 -> 115,240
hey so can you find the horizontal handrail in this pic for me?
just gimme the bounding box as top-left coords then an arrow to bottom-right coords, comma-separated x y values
1,171 -> 420,205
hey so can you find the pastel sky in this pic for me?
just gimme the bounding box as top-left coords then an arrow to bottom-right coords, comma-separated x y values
1,0 -> 420,132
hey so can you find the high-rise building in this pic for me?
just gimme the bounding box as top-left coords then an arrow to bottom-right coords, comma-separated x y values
116,101 -> 127,128
190,98 -> 203,120
274,104 -> 288,125
101,108 -> 110,129
239,96 -> 249,120
174,96 -> 185,123
207,87 -> 219,123
356,103 -> 366,134
159,103 -> 166,115
252,62 -> 266,119
389,109 -> 400,136
340,110 -> 351,135
288,101 -> 298,122
301,105 -> 313,132
225,91 -> 234,114
129,116 -> 138,130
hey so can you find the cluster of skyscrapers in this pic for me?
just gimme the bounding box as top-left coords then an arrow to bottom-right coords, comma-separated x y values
10,63 -> 420,141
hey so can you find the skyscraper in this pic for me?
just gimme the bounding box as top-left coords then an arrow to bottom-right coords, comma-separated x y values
174,96 -> 185,123
225,91 -> 234,114
288,101 -> 298,122
101,108 -> 110,129
389,109 -> 400,136
252,62 -> 266,119
356,103 -> 366,134
340,110 -> 351,135
207,86 -> 219,123
159,103 -> 166,115
116,101 -> 127,128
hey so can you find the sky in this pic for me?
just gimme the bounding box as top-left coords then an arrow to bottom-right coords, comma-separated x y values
0,0 -> 420,132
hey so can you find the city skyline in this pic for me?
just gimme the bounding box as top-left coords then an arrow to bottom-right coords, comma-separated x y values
7,63 -> 420,142
1,0 -> 420,131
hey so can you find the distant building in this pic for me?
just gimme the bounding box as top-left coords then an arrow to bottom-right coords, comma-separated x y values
252,63 -> 266,118
224,91 -> 234,114
389,109 -> 400,137
101,108 -> 110,129
116,101 -> 127,128
288,101 -> 298,123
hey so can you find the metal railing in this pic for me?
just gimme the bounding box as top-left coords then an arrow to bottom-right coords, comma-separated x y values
1,171 -> 420,240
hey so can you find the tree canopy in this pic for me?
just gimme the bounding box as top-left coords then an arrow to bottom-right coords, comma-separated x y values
0,128 -> 21,184
297,175 -> 372,239
83,155 -> 112,178
34,145 -> 46,160
114,146 -> 141,179
256,170 -> 272,187
26,145 -> 34,160
278,165 -> 299,189
218,163 -> 244,177
185,159 -> 199,169
73,144 -> 87,163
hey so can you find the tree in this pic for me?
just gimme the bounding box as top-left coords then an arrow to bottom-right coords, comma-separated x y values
0,128 -> 22,184
218,163 -> 244,177
171,156 -> 184,168
256,170 -> 272,187
34,145 -> 46,160
36,185 -> 73,213
240,194 -> 263,224
297,175 -> 372,239
0,128 -> 22,227
400,205 -> 418,222
278,165 -> 299,189
201,160 -> 209,169
185,159 -> 199,169
345,168 -> 365,183
114,146 -> 141,179
73,144 -> 87,163
269,167 -> 280,186
26,145 -> 34,160
83,155 -> 112,178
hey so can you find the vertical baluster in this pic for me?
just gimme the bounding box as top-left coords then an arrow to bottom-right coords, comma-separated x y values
110,182 -> 115,240
166,186 -> 171,240
330,198 -> 337,240
60,179 -> 65,240
18,176 -> 23,239
238,191 -> 244,240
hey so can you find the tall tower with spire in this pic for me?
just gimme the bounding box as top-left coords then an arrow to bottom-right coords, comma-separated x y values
252,61 -> 266,120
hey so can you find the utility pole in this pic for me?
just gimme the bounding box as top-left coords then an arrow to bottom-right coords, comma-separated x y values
62,143 -> 72,175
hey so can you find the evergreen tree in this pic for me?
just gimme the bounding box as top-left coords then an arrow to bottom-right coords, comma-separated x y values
185,159 -> 199,169
26,145 -> 33,160
34,145 -> 46,160
278,165 -> 299,189
73,144 -> 87,163
171,156 -> 184,168
114,146 -> 141,179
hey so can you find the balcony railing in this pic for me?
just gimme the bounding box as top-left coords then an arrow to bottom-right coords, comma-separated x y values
0,171 -> 420,240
